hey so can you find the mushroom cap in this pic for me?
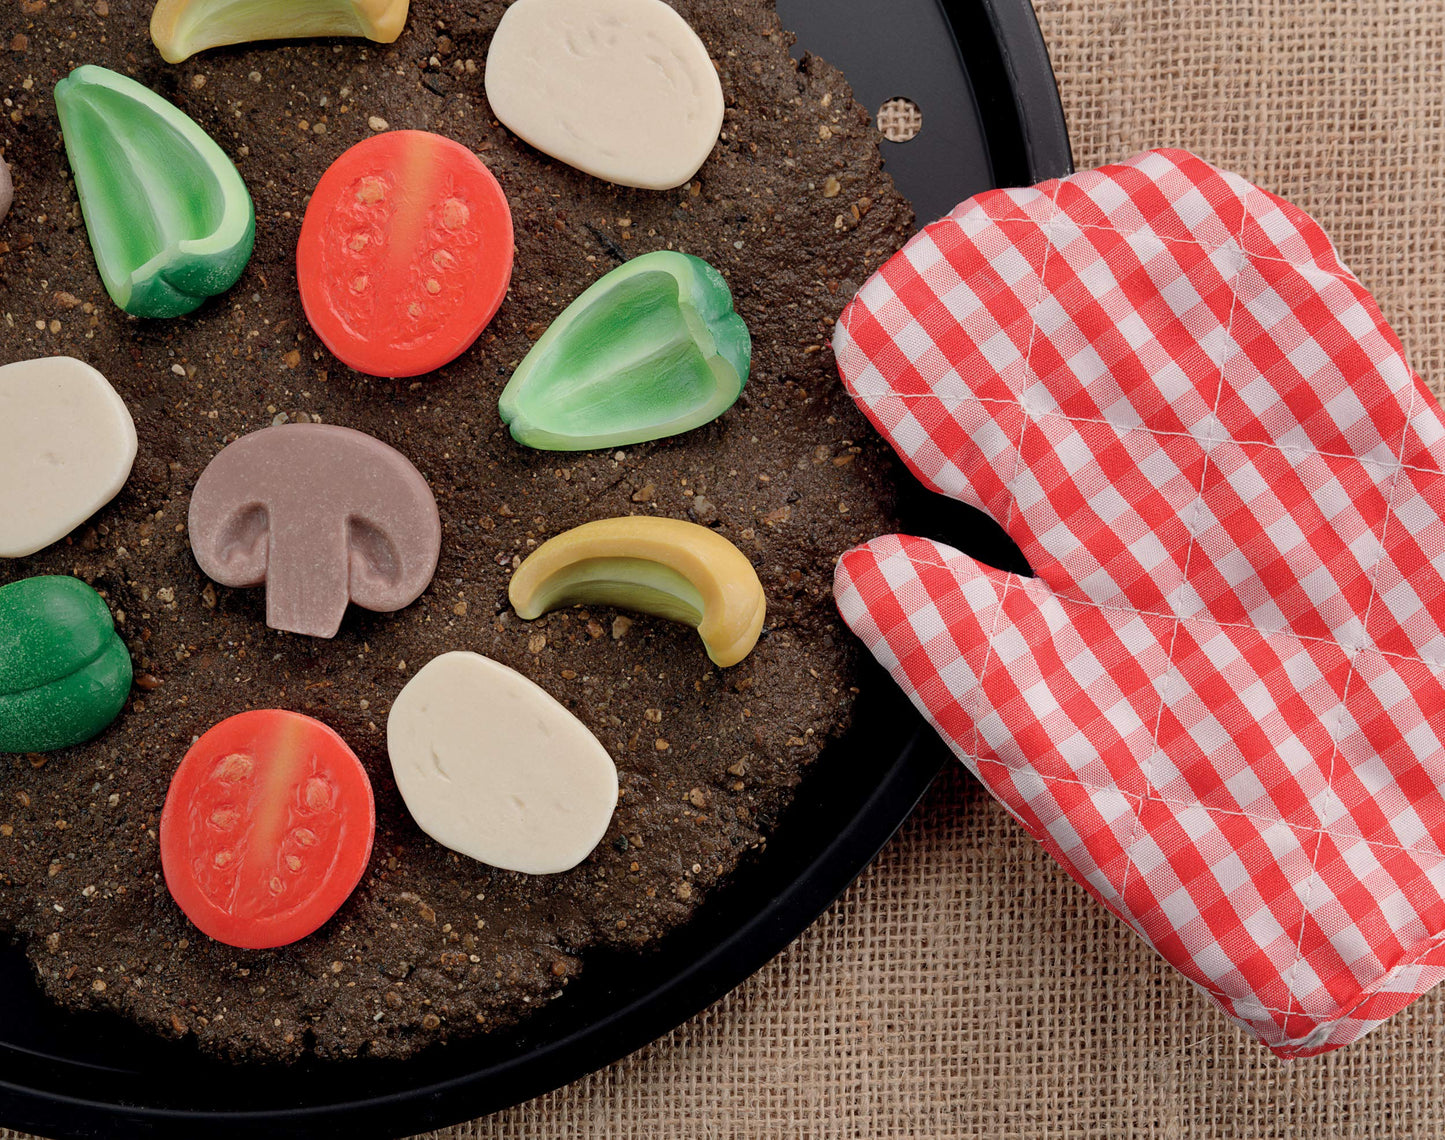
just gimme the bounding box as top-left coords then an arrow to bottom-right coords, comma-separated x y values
188,423 -> 441,637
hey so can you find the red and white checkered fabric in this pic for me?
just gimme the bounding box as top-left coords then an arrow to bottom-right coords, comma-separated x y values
832,149 -> 1445,1059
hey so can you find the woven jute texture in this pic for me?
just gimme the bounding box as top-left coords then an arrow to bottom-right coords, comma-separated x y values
9,2 -> 1445,1137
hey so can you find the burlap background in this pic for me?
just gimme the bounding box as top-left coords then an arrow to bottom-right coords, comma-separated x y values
8,1 -> 1445,1137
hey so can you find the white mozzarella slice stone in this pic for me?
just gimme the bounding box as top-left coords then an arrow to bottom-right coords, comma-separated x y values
0,356 -> 138,558
484,0 -> 725,191
387,651 -> 619,875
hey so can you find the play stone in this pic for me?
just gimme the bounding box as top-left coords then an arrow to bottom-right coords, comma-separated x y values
484,0 -> 725,190
0,357 -> 137,559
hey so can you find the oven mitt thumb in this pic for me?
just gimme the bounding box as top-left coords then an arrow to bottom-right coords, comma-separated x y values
832,149 -> 1445,1059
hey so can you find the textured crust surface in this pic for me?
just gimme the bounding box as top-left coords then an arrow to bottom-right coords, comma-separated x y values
0,0 -> 912,1061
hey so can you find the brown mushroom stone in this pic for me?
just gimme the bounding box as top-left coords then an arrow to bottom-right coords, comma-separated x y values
188,423 -> 442,638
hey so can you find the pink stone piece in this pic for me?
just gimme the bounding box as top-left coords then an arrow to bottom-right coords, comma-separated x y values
188,423 -> 441,638
0,155 -> 12,227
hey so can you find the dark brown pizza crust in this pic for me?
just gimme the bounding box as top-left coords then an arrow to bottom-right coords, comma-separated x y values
0,0 -> 913,1061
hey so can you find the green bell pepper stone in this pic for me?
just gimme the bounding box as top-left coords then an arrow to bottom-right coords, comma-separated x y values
0,576 -> 133,754
499,251 -> 751,451
54,65 -> 256,319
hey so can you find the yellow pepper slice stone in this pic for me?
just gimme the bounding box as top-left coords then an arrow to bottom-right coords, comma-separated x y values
151,0 -> 409,64
509,517 -> 766,668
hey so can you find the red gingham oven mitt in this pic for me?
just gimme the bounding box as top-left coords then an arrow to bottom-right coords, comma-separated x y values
832,148 -> 1445,1059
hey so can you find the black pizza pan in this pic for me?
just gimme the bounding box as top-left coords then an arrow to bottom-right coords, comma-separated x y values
0,1 -> 1071,1136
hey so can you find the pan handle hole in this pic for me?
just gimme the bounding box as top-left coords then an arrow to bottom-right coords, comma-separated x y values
877,97 -> 923,143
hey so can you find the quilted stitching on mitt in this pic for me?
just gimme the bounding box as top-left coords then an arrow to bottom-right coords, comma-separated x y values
832,148 -> 1445,1059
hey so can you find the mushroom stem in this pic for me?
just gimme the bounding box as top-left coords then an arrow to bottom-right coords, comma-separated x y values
263,518 -> 351,639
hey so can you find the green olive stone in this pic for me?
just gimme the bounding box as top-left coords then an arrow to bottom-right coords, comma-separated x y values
0,576 -> 132,754
54,65 -> 255,319
498,250 -> 751,451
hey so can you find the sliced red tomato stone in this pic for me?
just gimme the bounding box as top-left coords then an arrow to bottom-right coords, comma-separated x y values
159,709 -> 376,950
297,129 -> 514,378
